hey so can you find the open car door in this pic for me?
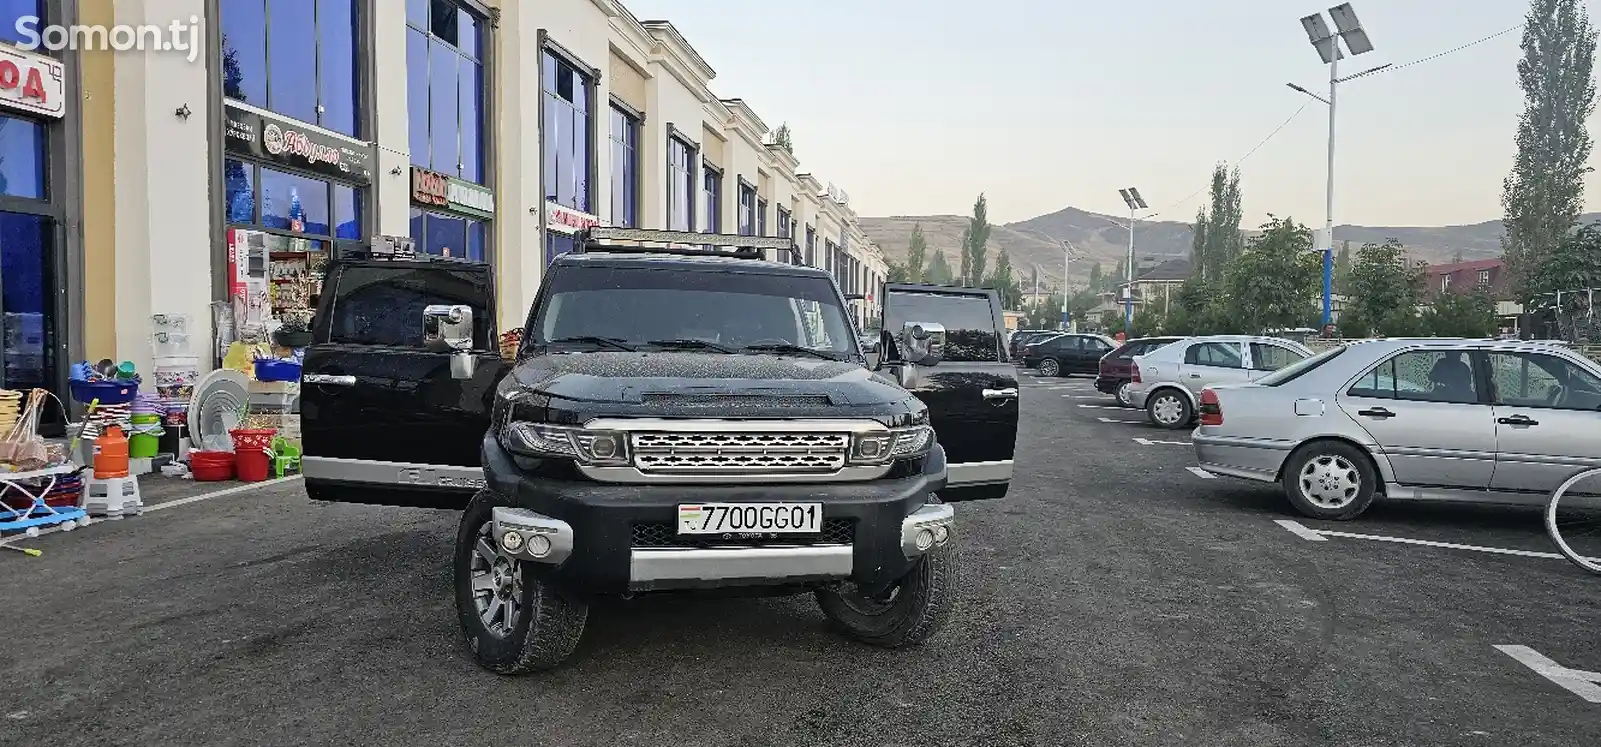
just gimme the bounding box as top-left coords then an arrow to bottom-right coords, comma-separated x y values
880,283 -> 1019,501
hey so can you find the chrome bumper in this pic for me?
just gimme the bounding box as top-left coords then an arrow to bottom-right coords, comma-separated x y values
629,545 -> 855,591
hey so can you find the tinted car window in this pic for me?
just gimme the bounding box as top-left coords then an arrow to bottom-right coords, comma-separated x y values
1487,352 -> 1601,411
1184,342 -> 1243,368
530,265 -> 855,355
327,264 -> 492,349
1347,350 -> 1479,404
884,290 -> 1000,362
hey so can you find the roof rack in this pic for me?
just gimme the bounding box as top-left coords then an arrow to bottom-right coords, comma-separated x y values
339,248 -> 486,265
574,227 -> 803,264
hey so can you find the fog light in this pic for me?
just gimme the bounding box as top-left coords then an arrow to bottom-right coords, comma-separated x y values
526,533 -> 553,558
933,525 -> 949,544
501,530 -> 524,552
915,528 -> 935,551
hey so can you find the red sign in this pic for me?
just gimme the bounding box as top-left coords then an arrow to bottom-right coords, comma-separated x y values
412,167 -> 449,207
546,201 -> 600,233
0,46 -> 62,119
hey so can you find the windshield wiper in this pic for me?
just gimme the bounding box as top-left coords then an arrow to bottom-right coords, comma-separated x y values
646,338 -> 739,353
742,343 -> 840,360
545,336 -> 636,352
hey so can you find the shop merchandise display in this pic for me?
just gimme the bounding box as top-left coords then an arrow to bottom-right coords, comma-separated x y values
0,388 -> 88,538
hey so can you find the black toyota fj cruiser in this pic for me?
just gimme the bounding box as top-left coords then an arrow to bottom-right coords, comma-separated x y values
298,227 -> 1019,674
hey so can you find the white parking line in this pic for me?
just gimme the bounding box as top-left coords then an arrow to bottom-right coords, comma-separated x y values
1274,519 -> 1330,542
1186,466 -> 1217,479
0,475 -> 303,550
1076,404 -> 1126,410
1061,394 -> 1107,399
1096,416 -> 1145,425
1132,436 -> 1189,446
1494,645 -> 1601,703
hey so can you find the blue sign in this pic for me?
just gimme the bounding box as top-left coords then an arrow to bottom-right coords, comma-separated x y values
1061,311 -> 1072,327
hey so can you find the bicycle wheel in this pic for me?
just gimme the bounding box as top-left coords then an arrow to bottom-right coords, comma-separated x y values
1545,467 -> 1601,575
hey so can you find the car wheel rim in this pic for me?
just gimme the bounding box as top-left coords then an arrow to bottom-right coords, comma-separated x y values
1298,455 -> 1361,509
1117,382 -> 1131,405
1040,360 -> 1059,376
470,521 -> 522,637
1152,395 -> 1183,424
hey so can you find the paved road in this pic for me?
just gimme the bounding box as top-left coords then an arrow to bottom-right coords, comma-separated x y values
3,373 -> 1599,747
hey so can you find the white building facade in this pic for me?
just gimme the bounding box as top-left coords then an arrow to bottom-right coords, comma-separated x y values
98,0 -> 887,378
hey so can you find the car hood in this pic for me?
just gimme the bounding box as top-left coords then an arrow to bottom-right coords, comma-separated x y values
504,351 -> 910,407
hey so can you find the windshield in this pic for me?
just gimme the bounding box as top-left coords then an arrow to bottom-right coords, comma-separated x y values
1256,345 -> 1345,386
528,264 -> 858,358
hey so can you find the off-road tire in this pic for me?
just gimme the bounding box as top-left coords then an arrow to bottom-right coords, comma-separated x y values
1280,440 -> 1379,521
1146,387 -> 1193,429
816,544 -> 958,648
454,490 -> 588,674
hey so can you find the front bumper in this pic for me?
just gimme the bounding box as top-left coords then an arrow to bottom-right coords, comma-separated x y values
482,437 -> 953,596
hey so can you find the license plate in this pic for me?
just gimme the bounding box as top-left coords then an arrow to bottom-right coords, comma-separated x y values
677,503 -> 823,535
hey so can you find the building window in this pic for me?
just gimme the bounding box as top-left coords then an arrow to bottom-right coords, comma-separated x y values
224,158 -> 364,242
1441,275 -> 1451,293
543,49 -> 593,213
757,198 -> 768,236
825,240 -> 837,274
776,207 -> 791,239
667,136 -> 695,231
703,165 -> 722,233
410,208 -> 488,261
737,182 -> 756,235
805,225 -> 816,266
608,106 -> 639,227
1477,269 -> 1491,288
407,0 -> 486,183
0,114 -> 45,199
220,0 -> 362,136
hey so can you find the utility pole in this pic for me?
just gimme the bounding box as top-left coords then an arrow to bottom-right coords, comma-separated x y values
1116,187 -> 1149,335
1291,4 -> 1388,329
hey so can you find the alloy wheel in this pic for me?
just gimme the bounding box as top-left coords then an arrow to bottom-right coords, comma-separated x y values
469,521 -> 523,637
1039,359 -> 1060,377
1297,454 -> 1361,510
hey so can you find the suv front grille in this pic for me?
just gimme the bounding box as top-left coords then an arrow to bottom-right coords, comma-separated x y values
630,431 -> 850,474
631,519 -> 856,548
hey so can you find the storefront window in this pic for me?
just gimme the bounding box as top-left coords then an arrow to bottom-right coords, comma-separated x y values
609,106 -> 638,227
408,0 -> 485,183
703,166 -> 722,233
0,212 -> 50,392
410,208 -> 488,261
737,183 -> 755,236
543,49 -> 592,212
219,0 -> 361,137
224,158 -> 364,243
667,136 -> 694,231
0,115 -> 45,199
0,0 -> 40,47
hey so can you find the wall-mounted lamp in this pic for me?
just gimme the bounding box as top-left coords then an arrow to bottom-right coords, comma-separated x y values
174,103 -> 191,120
390,165 -> 403,176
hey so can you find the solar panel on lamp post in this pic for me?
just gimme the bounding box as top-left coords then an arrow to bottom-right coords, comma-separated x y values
1117,187 -> 1149,335
1291,3 -> 1389,330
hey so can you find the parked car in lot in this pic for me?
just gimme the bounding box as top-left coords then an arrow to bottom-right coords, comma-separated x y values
1008,329 -> 1060,359
1126,334 -> 1313,428
1096,336 -> 1185,405
1021,333 -> 1117,377
1192,337 -> 1601,520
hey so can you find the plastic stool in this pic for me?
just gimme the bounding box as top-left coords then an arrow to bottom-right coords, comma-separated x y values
84,475 -> 144,519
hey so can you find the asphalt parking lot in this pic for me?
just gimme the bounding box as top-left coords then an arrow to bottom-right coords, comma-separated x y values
3,372 -> 1599,747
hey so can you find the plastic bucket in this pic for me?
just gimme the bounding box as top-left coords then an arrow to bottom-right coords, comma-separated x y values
230,428 -> 276,452
235,449 -> 271,482
128,432 -> 159,458
190,450 -> 235,481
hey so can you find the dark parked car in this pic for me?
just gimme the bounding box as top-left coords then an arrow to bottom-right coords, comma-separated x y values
1096,336 -> 1185,405
1008,330 -> 1060,359
1020,333 -> 1116,377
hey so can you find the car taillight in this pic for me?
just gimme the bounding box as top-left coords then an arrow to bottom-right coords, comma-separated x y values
1199,388 -> 1223,426
1130,365 -> 1141,383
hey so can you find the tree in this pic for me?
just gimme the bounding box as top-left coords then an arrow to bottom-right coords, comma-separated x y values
1088,262 -> 1103,291
1341,238 -> 1425,338
772,123 -> 794,154
1130,305 -> 1166,338
1112,258 -> 1127,290
1224,216 -> 1322,333
1523,221 -> 1601,340
904,223 -> 928,282
987,250 -> 1021,309
1193,163 -> 1244,280
1333,240 -> 1354,294
962,193 -> 991,286
1020,293 -> 1065,329
925,249 -> 955,285
1422,290 -> 1498,337
1502,0 -> 1599,302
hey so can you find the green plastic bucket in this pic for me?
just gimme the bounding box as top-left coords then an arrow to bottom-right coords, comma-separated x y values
129,432 -> 160,458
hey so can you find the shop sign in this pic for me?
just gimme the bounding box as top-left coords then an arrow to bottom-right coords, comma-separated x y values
0,45 -> 64,119
545,201 -> 601,234
223,102 -> 373,185
411,167 -> 495,219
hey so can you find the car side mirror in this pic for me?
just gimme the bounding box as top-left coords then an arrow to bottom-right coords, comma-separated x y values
424,304 -> 477,380
900,321 -> 945,366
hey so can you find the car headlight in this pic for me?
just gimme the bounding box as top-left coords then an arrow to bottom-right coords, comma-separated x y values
849,425 -> 934,465
502,422 -> 630,466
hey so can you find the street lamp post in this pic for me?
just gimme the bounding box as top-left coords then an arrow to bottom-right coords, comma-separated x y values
1059,240 -> 1083,331
1291,3 -> 1388,330
1117,187 -> 1149,334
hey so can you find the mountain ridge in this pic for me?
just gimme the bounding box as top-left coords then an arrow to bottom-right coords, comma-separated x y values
856,207 -> 1601,288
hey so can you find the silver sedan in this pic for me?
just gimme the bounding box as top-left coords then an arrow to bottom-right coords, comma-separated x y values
1192,337 -> 1601,520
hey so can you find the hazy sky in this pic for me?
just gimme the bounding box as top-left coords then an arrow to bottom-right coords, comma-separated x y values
622,0 -> 1601,228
